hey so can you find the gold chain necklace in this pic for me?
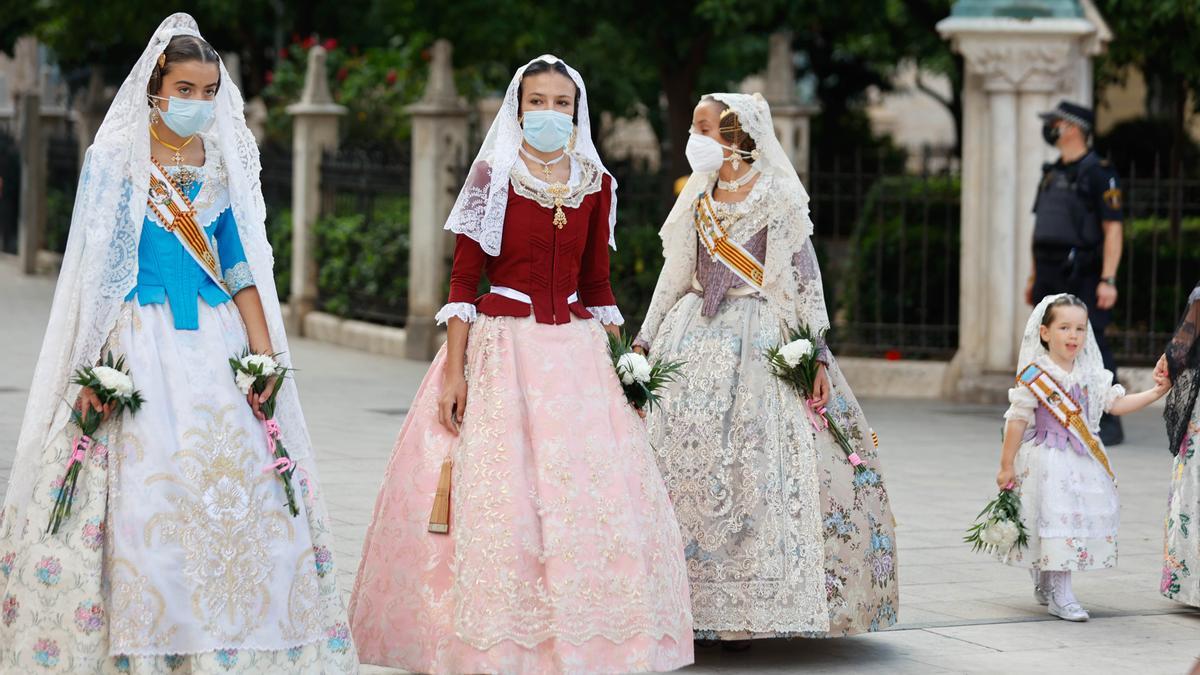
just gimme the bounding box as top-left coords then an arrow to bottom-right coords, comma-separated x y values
150,125 -> 200,193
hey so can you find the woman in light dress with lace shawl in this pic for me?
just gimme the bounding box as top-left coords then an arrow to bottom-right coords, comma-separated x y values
634,93 -> 898,641
348,56 -> 693,674
0,16 -> 356,674
1161,283 -> 1200,607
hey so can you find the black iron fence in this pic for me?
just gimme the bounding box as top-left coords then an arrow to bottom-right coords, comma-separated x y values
807,147 -> 962,360
1111,169 -> 1200,365
313,145 -> 411,325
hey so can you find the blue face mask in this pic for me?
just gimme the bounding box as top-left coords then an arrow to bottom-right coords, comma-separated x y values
521,110 -> 574,153
151,95 -> 216,138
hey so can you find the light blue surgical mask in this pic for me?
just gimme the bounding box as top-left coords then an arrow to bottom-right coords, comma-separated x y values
521,110 -> 574,153
151,95 -> 216,138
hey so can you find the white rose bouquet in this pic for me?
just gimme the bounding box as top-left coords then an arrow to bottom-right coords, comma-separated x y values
48,353 -> 144,534
229,349 -> 300,516
765,323 -> 867,475
607,332 -> 684,413
964,484 -> 1029,556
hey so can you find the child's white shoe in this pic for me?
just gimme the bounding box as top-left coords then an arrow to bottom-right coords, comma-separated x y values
1048,598 -> 1089,622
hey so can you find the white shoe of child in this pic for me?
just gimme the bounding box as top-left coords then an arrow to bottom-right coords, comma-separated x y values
1046,571 -> 1088,621
1048,598 -> 1090,622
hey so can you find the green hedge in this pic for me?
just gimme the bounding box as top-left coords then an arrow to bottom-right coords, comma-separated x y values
835,174 -> 961,357
314,196 -> 410,325
1120,217 -> 1200,333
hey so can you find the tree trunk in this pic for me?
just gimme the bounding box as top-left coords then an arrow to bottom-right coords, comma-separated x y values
656,32 -> 711,183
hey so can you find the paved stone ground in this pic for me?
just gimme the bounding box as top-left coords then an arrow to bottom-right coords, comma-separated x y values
2,259 -> 1197,674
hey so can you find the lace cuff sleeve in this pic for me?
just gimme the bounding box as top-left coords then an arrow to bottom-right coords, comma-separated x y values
435,303 -> 477,325
223,261 -> 255,295
588,305 -> 625,326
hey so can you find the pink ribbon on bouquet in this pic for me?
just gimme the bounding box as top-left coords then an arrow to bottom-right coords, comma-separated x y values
66,435 -> 91,468
847,452 -> 864,467
259,417 -> 317,508
804,400 -> 829,432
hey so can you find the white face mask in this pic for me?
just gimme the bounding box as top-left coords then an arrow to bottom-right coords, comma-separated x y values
685,133 -> 729,173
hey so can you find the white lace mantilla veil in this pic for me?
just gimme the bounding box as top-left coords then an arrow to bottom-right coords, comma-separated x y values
444,54 -> 617,256
3,13 -> 316,519
1018,293 -> 1108,424
646,92 -> 817,338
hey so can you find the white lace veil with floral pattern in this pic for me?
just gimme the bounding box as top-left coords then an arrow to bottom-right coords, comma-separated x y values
444,54 -> 616,256
3,13 -> 315,518
1018,293 -> 1108,424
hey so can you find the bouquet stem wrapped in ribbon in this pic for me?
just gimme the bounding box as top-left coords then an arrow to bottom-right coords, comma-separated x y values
765,323 -> 867,474
606,332 -> 685,413
230,349 -> 302,517
964,483 -> 1029,556
48,353 -> 144,534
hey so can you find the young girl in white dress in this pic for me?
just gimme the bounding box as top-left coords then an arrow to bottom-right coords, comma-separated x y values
997,293 -> 1169,621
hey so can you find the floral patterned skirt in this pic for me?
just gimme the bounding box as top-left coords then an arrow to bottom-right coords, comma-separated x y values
0,302 -> 357,673
1003,440 -> 1120,571
647,293 -> 898,639
1163,419 -> 1199,605
348,315 -> 694,674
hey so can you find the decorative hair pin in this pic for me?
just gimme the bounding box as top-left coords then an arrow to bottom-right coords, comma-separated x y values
157,53 -> 166,69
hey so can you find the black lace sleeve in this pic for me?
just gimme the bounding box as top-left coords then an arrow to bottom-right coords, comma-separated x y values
1165,285 -> 1200,456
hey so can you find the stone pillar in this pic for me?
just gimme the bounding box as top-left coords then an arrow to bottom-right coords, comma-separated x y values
405,40 -> 468,361
14,37 -> 44,275
762,31 -> 819,182
285,47 -> 345,334
938,0 -> 1111,401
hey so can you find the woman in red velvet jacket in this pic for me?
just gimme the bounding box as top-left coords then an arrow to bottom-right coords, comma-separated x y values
348,55 -> 694,675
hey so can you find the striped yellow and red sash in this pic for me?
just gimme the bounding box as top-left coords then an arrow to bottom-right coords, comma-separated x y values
146,158 -> 226,291
1017,363 -> 1115,481
693,193 -> 765,290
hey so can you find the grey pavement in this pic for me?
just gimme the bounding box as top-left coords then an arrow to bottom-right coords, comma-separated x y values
1,258 -> 1197,674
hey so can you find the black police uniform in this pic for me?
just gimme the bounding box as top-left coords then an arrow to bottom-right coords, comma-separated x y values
1031,149 -> 1123,439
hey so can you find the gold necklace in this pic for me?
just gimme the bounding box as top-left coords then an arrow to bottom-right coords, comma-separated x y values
150,125 -> 200,193
150,125 -> 196,164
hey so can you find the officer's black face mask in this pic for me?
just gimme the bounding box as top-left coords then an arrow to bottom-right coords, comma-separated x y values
1042,121 -> 1061,146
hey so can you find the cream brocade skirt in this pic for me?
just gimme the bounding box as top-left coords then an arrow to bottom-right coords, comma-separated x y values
648,293 -> 899,638
0,301 -> 357,673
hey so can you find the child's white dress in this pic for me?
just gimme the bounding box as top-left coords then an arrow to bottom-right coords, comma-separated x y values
1003,355 -> 1124,571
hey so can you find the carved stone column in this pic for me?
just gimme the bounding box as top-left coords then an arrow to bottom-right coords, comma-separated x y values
938,2 -> 1110,400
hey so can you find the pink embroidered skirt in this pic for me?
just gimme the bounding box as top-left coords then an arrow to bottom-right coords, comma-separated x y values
349,315 -> 694,674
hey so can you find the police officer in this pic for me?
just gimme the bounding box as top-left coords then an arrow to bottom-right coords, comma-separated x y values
1026,100 -> 1125,445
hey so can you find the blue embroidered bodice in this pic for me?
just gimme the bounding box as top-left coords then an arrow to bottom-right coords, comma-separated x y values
125,158 -> 254,330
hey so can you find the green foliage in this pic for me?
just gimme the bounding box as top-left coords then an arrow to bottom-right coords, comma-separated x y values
314,196 -> 410,324
265,207 -> 292,302
44,186 -> 73,253
260,38 -> 428,147
1120,217 -> 1200,334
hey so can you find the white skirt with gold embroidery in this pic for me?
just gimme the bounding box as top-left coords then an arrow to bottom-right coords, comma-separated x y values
0,301 -> 358,673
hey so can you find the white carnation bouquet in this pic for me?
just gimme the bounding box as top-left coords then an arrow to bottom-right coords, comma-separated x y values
964,484 -> 1029,556
48,353 -> 144,534
606,333 -> 684,413
229,349 -> 300,516
765,323 -> 867,475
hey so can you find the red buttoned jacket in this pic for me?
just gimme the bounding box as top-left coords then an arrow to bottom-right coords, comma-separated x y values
446,172 -> 617,325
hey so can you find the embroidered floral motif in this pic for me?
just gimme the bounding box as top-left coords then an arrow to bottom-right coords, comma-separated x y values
164,654 -> 185,670
74,600 -> 105,633
81,517 -> 105,551
32,639 -> 60,668
313,545 -> 333,577
113,655 -> 131,672
326,622 -> 351,654
1,594 -> 17,627
0,551 -> 13,579
108,558 -> 178,650
143,403 -> 298,643
215,648 -> 239,669
34,557 -> 62,586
